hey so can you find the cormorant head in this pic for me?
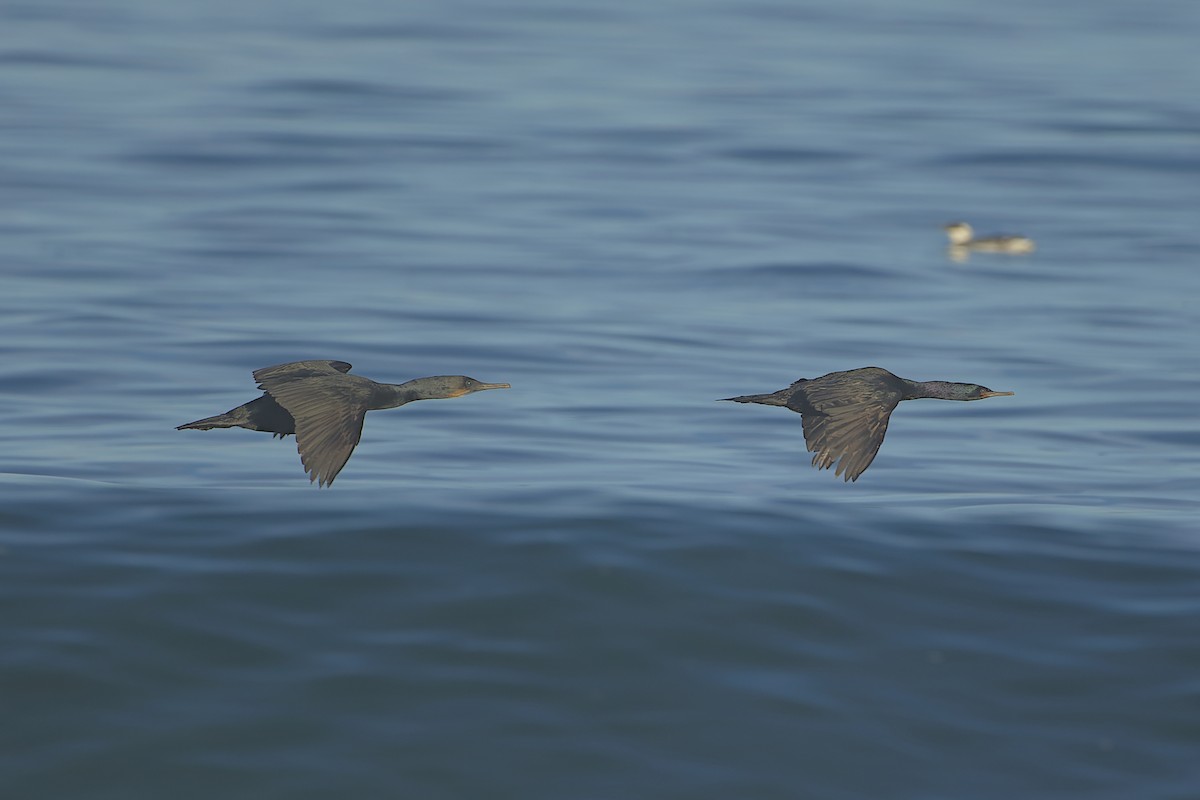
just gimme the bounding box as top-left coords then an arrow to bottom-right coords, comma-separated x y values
912,381 -> 1014,401
424,376 -> 511,399
960,383 -> 1015,401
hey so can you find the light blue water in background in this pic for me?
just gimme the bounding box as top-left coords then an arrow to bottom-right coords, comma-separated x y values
2,0 -> 1198,797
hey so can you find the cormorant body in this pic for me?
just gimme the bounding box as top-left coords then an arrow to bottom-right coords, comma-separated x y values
178,360 -> 510,486
722,366 -> 1013,481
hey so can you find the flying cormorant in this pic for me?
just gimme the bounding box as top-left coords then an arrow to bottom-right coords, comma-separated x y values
722,366 -> 1013,481
178,360 -> 509,486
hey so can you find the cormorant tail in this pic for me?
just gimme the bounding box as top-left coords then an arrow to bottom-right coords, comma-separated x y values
176,413 -> 242,431
720,393 -> 789,406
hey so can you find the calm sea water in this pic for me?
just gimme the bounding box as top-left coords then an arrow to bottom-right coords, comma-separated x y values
2,0 -> 1198,797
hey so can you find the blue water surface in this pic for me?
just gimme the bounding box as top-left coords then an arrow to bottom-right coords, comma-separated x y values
2,0 -> 1198,798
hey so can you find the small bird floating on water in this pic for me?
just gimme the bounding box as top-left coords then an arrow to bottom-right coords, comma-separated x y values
722,366 -> 1013,482
177,360 -> 510,486
943,221 -> 1035,259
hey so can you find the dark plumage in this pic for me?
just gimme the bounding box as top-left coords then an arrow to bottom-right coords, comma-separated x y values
722,366 -> 1013,481
178,360 -> 510,487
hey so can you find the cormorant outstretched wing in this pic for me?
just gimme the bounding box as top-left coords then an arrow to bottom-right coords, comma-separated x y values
254,362 -> 365,487
788,371 -> 903,482
251,360 -> 352,384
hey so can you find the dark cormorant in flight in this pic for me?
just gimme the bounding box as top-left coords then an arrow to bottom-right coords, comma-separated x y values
722,366 -> 1013,481
178,360 -> 509,486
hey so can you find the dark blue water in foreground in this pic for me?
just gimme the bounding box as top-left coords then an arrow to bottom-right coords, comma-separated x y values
2,0 -> 1198,797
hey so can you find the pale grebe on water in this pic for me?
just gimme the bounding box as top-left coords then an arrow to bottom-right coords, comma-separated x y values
943,221 -> 1035,256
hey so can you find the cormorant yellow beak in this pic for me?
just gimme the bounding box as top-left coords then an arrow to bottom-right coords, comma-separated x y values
979,390 -> 1014,398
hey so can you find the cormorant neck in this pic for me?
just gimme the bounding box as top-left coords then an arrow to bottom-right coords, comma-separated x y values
902,380 -> 967,401
369,381 -> 425,410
